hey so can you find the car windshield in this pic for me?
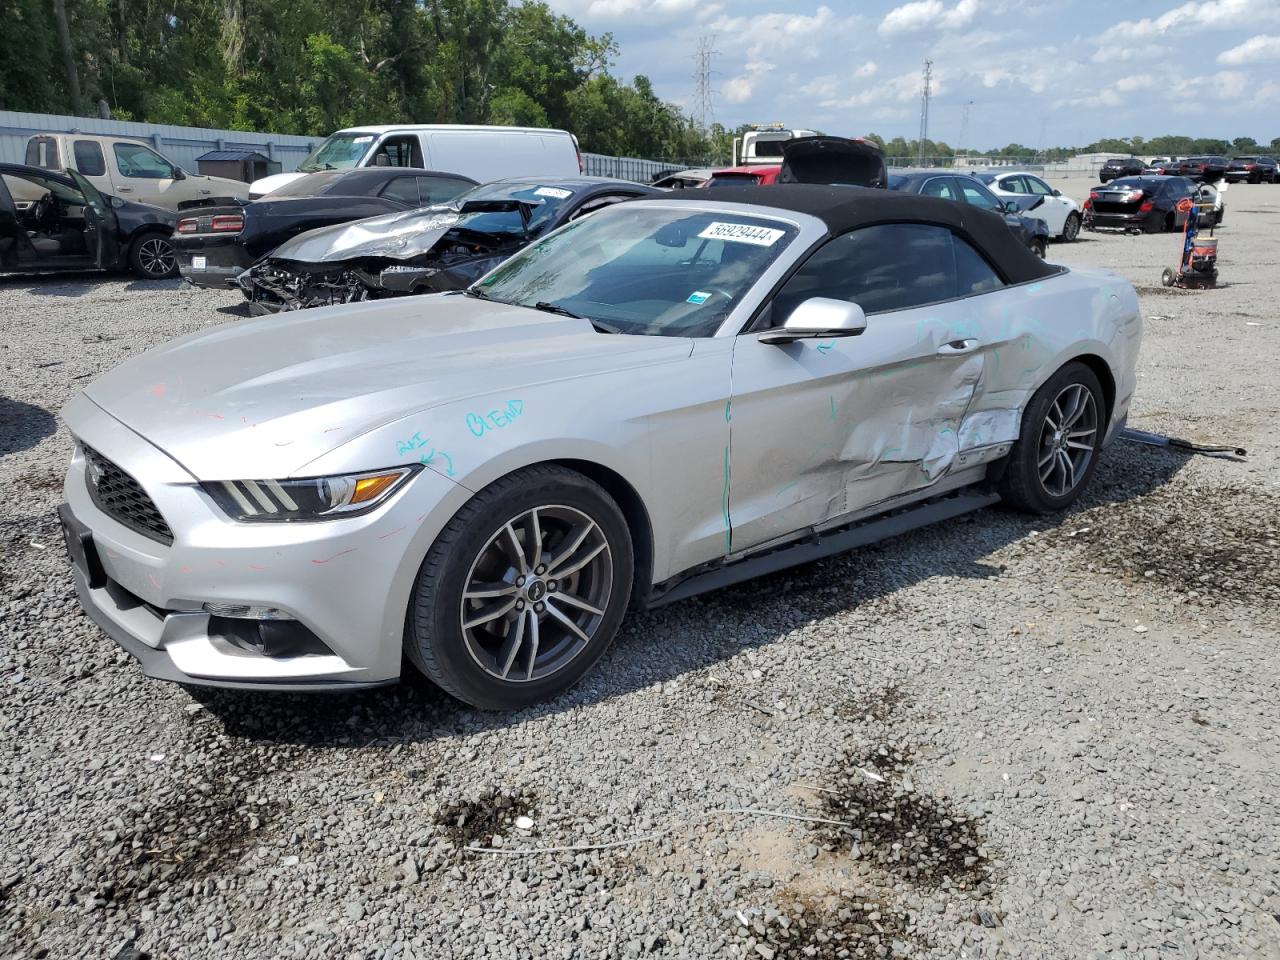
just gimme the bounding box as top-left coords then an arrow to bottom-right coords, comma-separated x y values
707,173 -> 760,187
471,204 -> 798,338
265,171 -> 347,197
451,180 -> 583,235
298,133 -> 377,173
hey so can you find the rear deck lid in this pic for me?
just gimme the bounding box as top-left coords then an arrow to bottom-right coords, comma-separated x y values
778,137 -> 887,188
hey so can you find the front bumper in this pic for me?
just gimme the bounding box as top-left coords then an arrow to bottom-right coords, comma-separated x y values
58,394 -> 466,691
175,237 -> 253,290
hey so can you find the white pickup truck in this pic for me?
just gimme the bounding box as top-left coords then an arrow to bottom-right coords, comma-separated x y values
731,126 -> 818,167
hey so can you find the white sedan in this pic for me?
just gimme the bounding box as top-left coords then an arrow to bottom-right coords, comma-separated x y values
975,171 -> 1083,242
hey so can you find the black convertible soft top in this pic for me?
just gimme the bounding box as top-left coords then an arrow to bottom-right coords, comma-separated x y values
670,183 -> 1061,285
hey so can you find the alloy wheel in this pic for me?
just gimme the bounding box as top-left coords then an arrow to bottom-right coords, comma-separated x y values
1036,383 -> 1097,498
1063,213 -> 1080,242
138,237 -> 176,277
459,505 -> 613,683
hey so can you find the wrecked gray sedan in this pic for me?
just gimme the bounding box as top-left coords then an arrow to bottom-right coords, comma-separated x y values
239,177 -> 656,312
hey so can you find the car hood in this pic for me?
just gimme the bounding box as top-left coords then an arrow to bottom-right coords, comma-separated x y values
81,294 -> 692,480
250,171 -> 307,196
196,173 -> 251,194
268,204 -> 463,264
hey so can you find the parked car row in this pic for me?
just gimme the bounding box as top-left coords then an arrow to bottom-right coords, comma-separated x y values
1101,155 -> 1277,184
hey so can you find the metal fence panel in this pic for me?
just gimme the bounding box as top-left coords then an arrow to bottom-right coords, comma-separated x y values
582,153 -> 688,184
0,110 -> 318,170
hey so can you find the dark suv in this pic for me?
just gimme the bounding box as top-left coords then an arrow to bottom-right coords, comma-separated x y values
1226,156 -> 1278,183
1099,158 -> 1147,182
1175,156 -> 1228,182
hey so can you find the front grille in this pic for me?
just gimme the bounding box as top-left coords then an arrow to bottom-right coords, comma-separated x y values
82,445 -> 174,545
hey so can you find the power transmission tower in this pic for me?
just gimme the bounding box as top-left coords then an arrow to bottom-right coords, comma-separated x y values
917,60 -> 933,166
693,37 -> 718,135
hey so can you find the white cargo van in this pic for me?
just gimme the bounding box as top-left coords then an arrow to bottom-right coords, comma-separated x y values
24,133 -> 249,210
250,125 -> 582,198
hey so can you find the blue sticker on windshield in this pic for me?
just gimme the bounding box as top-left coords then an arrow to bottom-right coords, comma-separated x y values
687,291 -> 711,304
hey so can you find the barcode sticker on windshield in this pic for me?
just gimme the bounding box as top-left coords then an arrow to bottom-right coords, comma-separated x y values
698,222 -> 785,246
534,187 -> 572,200
352,136 -> 374,143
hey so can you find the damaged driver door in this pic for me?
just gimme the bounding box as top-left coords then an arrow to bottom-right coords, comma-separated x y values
727,223 -> 989,554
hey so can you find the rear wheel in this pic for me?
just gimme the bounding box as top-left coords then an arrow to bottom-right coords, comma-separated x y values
406,465 -> 634,710
128,232 -> 178,279
1061,212 -> 1081,242
1029,238 -> 1047,259
998,362 -> 1105,514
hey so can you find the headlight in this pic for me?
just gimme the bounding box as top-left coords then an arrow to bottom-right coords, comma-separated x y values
203,466 -> 417,522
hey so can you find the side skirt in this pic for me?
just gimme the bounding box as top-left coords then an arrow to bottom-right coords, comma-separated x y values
645,487 -> 1001,609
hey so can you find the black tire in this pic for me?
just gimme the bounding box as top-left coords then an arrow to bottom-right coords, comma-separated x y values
406,464 -> 634,710
128,232 -> 178,279
1161,267 -> 1176,287
1061,212 -> 1081,242
997,361 -> 1105,515
1029,238 -> 1047,259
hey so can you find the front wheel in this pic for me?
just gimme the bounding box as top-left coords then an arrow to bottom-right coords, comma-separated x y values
998,362 -> 1105,514
128,233 -> 178,279
406,465 -> 634,709
1029,238 -> 1047,259
1061,212 -> 1081,242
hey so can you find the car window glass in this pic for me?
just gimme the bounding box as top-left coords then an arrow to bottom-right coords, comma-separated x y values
1000,177 -> 1027,194
416,176 -> 472,204
379,176 -> 421,205
958,180 -> 1002,211
920,177 -> 956,200
954,235 -> 1004,295
569,193 -> 640,221
372,136 -> 418,168
475,207 -> 798,338
1025,177 -> 1052,196
113,143 -> 175,179
25,136 -> 60,170
770,223 -> 957,321
73,140 -> 107,177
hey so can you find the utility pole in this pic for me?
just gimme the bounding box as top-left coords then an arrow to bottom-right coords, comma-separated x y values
693,36 -> 718,136
958,99 -> 973,159
917,60 -> 933,166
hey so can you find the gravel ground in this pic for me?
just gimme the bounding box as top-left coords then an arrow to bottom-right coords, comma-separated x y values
2,183 -> 1279,960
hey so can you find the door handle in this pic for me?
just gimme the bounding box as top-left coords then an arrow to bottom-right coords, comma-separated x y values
198,189 -> 211,195
937,338 -> 980,355
116,186 -> 132,193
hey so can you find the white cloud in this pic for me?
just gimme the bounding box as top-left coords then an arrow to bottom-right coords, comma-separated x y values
709,6 -> 843,59
551,0 -> 702,20
819,67 -> 937,109
1218,34 -> 1280,64
1109,0 -> 1280,37
856,61 -> 878,77
1091,42 -> 1173,63
879,0 -> 978,36
723,61 -> 776,104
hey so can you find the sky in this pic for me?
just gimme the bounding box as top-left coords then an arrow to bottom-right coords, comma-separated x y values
543,0 -> 1280,149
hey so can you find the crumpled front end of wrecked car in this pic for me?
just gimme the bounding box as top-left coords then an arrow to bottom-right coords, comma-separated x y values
237,207 -> 516,311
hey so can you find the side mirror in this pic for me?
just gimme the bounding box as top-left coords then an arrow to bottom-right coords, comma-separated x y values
1002,200 -> 1021,214
1051,188 -> 1062,197
171,167 -> 186,181
759,297 -> 867,344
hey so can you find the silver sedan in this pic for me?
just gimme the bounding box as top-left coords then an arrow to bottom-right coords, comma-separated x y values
59,187 -> 1141,708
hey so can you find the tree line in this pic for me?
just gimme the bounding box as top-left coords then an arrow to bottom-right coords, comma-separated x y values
0,0 -> 714,161
2,3 -> 1275,165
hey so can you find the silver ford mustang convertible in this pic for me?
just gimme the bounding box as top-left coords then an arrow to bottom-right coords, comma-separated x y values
59,185 -> 1141,708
